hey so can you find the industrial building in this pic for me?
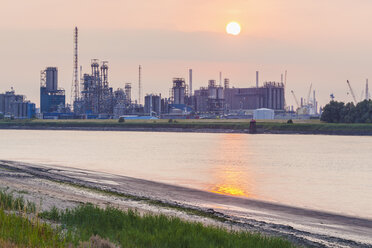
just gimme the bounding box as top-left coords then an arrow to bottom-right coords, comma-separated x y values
0,88 -> 35,119
171,78 -> 187,105
224,82 -> 285,111
193,78 -> 285,114
40,67 -> 66,113
144,94 -> 162,116
194,80 -> 225,113
73,60 -> 137,117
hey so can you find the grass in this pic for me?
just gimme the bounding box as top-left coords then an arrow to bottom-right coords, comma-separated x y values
0,209 -> 65,248
0,189 -> 36,213
51,179 -> 228,222
1,118 -> 372,134
39,204 -> 295,248
0,189 -> 296,247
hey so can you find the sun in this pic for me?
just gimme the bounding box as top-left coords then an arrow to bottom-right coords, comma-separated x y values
226,22 -> 241,35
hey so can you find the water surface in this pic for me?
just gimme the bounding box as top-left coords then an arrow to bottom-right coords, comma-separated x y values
0,130 -> 371,218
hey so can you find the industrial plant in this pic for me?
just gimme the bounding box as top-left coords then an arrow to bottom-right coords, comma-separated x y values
3,26 -> 371,120
0,88 -> 35,119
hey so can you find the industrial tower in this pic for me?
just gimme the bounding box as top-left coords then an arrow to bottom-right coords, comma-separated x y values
72,27 -> 79,102
139,65 -> 142,104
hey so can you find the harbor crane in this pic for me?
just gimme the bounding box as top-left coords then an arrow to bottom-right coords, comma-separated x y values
346,80 -> 357,104
291,90 -> 300,109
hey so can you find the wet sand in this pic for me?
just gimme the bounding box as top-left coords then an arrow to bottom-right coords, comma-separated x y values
0,160 -> 371,248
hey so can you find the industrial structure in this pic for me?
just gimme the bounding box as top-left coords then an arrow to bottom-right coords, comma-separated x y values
192,72 -> 285,114
291,83 -> 318,115
71,27 -> 80,104
0,88 -> 35,119
144,94 -> 162,116
194,80 -> 224,113
73,60 -> 136,117
40,67 -> 66,113
171,78 -> 187,105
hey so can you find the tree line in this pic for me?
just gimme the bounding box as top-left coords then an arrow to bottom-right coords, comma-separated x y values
321,100 -> 372,123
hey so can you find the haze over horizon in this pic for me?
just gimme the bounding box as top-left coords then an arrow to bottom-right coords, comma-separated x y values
1,0 -> 372,108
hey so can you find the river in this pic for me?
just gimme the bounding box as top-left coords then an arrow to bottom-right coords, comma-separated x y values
0,129 -> 371,219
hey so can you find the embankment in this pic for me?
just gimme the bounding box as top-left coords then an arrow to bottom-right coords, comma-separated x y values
1,119 -> 372,135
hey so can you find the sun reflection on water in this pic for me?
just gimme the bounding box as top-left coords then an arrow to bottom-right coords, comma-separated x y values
207,134 -> 255,198
211,185 -> 248,197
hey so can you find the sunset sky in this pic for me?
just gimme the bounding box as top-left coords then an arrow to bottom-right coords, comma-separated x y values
1,0 -> 372,107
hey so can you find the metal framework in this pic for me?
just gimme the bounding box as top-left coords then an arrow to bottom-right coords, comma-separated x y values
73,27 -> 79,101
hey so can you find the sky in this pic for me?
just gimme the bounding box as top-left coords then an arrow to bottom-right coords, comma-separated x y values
1,0 -> 372,108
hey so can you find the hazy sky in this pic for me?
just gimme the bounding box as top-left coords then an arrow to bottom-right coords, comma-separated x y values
1,0 -> 372,107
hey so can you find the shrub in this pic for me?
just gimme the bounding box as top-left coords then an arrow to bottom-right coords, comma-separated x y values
118,117 -> 125,123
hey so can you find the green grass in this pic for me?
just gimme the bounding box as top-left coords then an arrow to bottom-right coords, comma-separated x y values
0,209 -> 66,247
0,189 -> 36,213
40,204 -> 295,248
2,118 -> 372,134
0,188 -> 296,247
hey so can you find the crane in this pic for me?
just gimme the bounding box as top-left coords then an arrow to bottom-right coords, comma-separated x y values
346,80 -> 357,104
291,90 -> 300,109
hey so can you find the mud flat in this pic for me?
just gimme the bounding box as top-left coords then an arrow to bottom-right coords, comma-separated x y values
0,160 -> 371,248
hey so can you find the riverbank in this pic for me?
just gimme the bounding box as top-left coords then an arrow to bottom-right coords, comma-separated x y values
2,119 -> 372,135
0,160 -> 371,247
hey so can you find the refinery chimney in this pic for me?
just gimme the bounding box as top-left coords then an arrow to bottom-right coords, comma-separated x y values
256,71 -> 259,88
138,65 -> 142,105
189,69 -> 193,97
219,72 -> 222,87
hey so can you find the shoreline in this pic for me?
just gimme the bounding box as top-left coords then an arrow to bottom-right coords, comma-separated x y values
1,160 -> 371,247
2,125 -> 372,136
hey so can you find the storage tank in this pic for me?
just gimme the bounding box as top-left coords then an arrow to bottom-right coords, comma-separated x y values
253,108 -> 275,120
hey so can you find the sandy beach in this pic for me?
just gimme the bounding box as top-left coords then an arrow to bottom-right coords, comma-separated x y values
0,160 -> 371,247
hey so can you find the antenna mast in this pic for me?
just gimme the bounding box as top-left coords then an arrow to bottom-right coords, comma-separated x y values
73,27 -> 79,101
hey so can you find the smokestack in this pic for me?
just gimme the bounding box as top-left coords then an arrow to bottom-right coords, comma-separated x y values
313,90 -> 316,114
281,74 -> 283,84
301,97 -> 303,107
219,72 -> 222,87
138,65 -> 142,105
313,90 -> 316,104
256,71 -> 259,88
189,69 -> 193,97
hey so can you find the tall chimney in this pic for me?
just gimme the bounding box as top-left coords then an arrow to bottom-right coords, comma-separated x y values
189,69 -> 193,97
138,65 -> 142,105
219,71 -> 222,87
256,71 -> 259,88
313,90 -> 316,114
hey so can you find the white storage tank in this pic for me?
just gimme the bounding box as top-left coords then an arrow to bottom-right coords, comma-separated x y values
253,108 -> 275,120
